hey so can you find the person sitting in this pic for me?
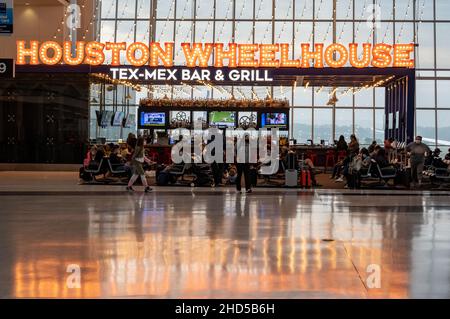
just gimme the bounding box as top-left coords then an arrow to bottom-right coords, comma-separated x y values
348,134 -> 360,157
430,148 -> 448,169
444,148 -> 450,166
336,135 -> 348,152
346,148 -> 371,189
303,153 -> 321,187
368,141 -> 378,154
370,145 -> 381,158
79,145 -> 98,182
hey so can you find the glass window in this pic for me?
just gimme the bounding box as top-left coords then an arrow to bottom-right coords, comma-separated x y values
216,0 -> 233,19
437,111 -> 450,146
375,88 -> 385,108
215,22 -> 233,43
416,110 -> 436,146
375,109 -> 385,144
437,81 -> 450,108
255,0 -> 273,19
355,89 -> 373,108
314,109 -> 333,144
275,22 -> 293,44
295,0 -> 313,19
315,0 -> 333,20
355,109 -> 374,146
395,0 -> 414,20
136,0 -> 151,19
292,108 -> 312,143
101,0 -> 117,19
335,109 -> 353,140
416,80 -> 435,108
436,23 -> 450,69
314,87 -> 332,107
336,0 -> 353,20
135,21 -> 150,42
275,0 -> 293,20
156,0 -> 175,19
294,87 -> 312,106
336,88 -> 353,107
395,22 -> 414,44
235,22 -> 253,43
436,0 -> 450,20
416,0 -> 434,20
176,0 -> 193,19
254,22 -> 272,43
235,0 -> 254,20
155,20 -> 174,42
195,21 -> 214,42
197,0 -> 215,19
378,0 -> 394,20
416,23 -> 435,69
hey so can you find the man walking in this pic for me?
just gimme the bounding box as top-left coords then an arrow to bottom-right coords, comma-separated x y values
406,136 -> 431,188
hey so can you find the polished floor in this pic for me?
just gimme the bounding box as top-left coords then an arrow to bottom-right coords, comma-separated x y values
0,172 -> 449,298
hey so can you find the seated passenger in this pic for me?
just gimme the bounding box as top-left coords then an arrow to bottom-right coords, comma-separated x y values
445,148 -> 450,165
373,148 -> 389,168
431,148 -> 448,169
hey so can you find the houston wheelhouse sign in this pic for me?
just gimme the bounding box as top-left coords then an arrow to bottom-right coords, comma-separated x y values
16,41 -> 414,69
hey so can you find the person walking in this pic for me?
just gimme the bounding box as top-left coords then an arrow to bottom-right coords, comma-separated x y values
236,136 -> 253,194
406,136 -> 431,188
126,136 -> 152,192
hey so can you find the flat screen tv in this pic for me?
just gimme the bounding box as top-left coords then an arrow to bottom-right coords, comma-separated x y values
123,114 -> 136,128
111,111 -> 125,126
100,111 -> 114,127
261,112 -> 288,128
139,111 -> 166,128
209,111 -> 236,128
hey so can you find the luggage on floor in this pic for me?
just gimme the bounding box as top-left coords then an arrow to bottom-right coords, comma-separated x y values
249,167 -> 258,186
299,169 -> 312,188
156,171 -> 170,186
285,169 -> 298,187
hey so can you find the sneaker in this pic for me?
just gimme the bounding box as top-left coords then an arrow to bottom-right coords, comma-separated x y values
144,186 -> 152,193
236,189 -> 242,194
126,186 -> 134,192
245,189 -> 252,194
336,177 -> 344,182
329,175 -> 335,180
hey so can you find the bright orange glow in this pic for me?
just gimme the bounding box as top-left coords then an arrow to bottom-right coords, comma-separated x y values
182,43 -> 214,67
214,43 -> 237,68
105,42 -> 126,66
349,43 -> 372,68
393,43 -> 414,68
150,42 -> 174,67
301,43 -> 324,68
84,42 -> 105,66
324,43 -> 348,68
259,44 -> 280,68
39,41 -> 63,65
16,40 -> 39,65
238,44 -> 259,67
127,42 -> 150,66
372,44 -> 392,68
63,41 -> 85,65
280,43 -> 300,67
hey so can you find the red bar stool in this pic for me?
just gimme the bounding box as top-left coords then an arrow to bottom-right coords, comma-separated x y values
324,150 -> 336,173
306,150 -> 318,166
337,150 -> 347,162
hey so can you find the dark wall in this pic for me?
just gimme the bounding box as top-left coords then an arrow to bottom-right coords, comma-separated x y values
0,73 -> 89,163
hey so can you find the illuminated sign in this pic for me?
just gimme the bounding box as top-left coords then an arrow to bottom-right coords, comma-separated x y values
16,41 -> 415,68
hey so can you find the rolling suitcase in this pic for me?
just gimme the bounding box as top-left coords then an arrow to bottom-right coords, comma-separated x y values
299,169 -> 312,188
285,169 -> 298,187
285,152 -> 298,187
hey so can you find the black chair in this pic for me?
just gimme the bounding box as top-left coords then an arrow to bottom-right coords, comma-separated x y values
84,158 -> 104,182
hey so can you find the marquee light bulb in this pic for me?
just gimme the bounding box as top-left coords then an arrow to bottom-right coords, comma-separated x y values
372,43 -> 392,68
39,41 -> 63,65
349,43 -> 372,68
63,41 -> 85,65
393,43 -> 414,68
214,43 -> 237,67
238,44 -> 259,68
127,42 -> 150,66
84,42 -> 105,66
259,44 -> 280,68
182,43 -> 214,67
301,43 -> 324,68
105,42 -> 126,66
280,43 -> 300,67
150,42 -> 174,67
16,40 -> 40,65
324,43 -> 348,68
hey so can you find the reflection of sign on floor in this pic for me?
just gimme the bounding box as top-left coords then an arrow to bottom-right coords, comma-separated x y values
0,0 -> 13,34
0,59 -> 15,78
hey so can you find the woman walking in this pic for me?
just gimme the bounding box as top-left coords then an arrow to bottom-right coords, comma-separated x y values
126,136 -> 152,193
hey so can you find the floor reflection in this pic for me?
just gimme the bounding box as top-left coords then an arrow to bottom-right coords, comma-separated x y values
1,191 -> 450,298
